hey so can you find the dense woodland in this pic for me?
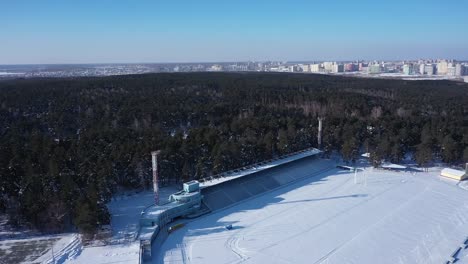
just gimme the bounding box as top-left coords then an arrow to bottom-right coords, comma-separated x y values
0,72 -> 467,234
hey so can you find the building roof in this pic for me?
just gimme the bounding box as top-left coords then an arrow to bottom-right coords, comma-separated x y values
441,168 -> 466,177
381,162 -> 407,169
199,148 -> 321,188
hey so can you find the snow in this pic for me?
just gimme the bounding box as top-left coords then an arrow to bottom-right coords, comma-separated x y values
156,161 -> 468,264
4,156 -> 466,264
0,233 -> 78,264
64,187 -> 178,264
381,162 -> 407,169
66,243 -> 140,264
441,168 -> 466,178
200,148 -> 321,188
107,187 -> 178,243
35,234 -> 82,264
459,181 -> 468,191
0,72 -> 24,75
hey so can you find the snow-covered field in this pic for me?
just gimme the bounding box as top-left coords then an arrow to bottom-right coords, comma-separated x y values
0,188 -> 177,264
0,233 -> 79,264
2,159 -> 467,264
157,161 -> 468,264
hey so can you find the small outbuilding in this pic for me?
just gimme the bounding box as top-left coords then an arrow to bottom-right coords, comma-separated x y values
440,166 -> 467,181
381,162 -> 407,171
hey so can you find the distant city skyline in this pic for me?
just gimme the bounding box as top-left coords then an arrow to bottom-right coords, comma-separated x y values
1,0 -> 468,64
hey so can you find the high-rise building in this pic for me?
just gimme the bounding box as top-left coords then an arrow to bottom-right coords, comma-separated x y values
419,64 -> 425,75
344,63 -> 356,72
447,66 -> 456,76
455,64 -> 465,76
403,64 -> 413,75
424,64 -> 435,75
310,64 -> 322,73
323,62 -> 334,72
298,64 -> 310,72
368,64 -> 381,74
437,60 -> 448,75
331,64 -> 344,73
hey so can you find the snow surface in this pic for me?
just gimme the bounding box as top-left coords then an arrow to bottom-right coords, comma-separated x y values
157,161 -> 468,264
107,187 -> 177,243
66,243 -> 140,264
0,72 -> 24,75
381,162 -> 407,169
36,234 -> 81,264
65,187 -> 178,264
0,233 -> 77,264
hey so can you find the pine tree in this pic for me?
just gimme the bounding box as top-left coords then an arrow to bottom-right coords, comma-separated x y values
441,134 -> 459,163
415,144 -> 432,171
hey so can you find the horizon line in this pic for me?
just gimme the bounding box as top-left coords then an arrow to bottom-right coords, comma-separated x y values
2,58 -> 468,66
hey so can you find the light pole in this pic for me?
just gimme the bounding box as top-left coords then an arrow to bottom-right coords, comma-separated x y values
151,150 -> 161,205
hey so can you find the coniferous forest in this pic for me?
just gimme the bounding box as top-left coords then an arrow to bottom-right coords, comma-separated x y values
0,72 -> 467,234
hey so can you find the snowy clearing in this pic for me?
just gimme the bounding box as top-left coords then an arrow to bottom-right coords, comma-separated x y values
66,187 -> 178,264
0,233 -> 77,264
66,242 -> 140,264
157,161 -> 468,264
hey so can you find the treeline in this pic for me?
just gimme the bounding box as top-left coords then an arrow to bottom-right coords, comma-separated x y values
0,72 -> 467,234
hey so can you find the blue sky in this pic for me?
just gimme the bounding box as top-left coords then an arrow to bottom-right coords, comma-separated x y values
1,0 -> 467,64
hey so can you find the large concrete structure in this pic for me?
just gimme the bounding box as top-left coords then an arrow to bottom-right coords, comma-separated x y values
437,60 -> 449,75
344,63 -> 356,72
424,64 -> 435,75
298,64 -> 310,72
310,64 -> 322,73
199,148 -> 323,212
332,64 -> 344,73
447,66 -> 456,76
139,180 -> 203,260
403,64 -> 413,75
455,64 -> 465,76
139,147 -> 323,262
368,64 -> 381,74
323,62 -> 334,72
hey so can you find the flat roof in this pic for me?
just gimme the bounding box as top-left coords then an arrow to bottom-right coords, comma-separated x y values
200,148 -> 321,188
381,162 -> 407,169
441,168 -> 466,177
185,180 -> 199,185
141,202 -> 178,220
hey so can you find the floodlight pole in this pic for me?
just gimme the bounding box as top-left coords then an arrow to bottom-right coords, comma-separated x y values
151,150 -> 161,206
317,117 -> 323,149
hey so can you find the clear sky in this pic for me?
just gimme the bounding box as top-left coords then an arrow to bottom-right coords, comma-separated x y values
1,0 -> 468,64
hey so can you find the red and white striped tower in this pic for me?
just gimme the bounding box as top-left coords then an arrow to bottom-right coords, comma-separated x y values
151,150 -> 161,206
